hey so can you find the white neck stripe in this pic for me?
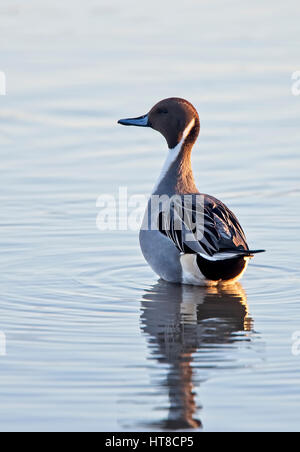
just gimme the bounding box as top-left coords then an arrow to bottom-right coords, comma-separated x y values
152,118 -> 195,193
181,117 -> 195,141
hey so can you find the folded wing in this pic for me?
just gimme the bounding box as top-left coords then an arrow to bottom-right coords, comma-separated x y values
158,194 -> 264,261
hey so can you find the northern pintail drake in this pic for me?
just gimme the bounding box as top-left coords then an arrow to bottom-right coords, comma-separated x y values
118,98 -> 265,286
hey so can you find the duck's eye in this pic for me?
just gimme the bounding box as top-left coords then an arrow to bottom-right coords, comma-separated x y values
157,108 -> 168,114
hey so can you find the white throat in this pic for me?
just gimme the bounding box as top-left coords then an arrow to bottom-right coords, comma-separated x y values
152,118 -> 195,193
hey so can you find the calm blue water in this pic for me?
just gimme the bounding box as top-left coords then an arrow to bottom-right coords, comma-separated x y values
0,0 -> 300,432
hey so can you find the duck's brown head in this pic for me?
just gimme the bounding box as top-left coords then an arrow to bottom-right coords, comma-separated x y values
118,97 -> 200,149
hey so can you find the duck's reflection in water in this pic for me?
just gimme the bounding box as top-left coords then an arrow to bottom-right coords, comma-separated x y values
140,281 -> 253,430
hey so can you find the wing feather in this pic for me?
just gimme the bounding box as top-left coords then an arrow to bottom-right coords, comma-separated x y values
158,194 -> 249,258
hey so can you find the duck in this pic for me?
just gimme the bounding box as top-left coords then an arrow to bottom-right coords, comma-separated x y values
118,97 -> 265,286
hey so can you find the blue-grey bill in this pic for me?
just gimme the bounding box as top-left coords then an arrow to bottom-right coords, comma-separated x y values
118,114 -> 149,127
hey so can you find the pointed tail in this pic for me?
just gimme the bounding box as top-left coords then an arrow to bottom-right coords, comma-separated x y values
200,249 -> 266,262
